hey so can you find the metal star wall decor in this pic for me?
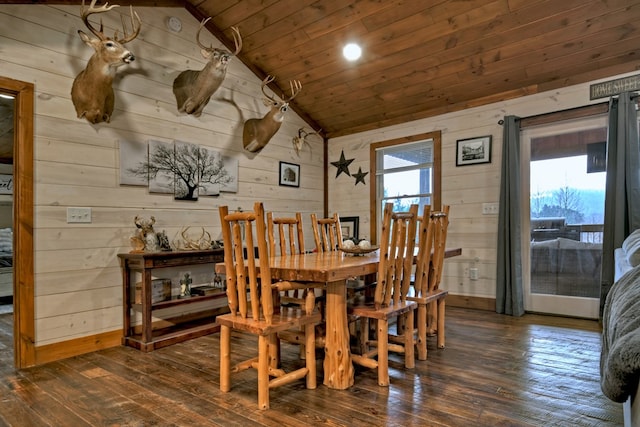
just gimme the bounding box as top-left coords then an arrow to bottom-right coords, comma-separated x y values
353,167 -> 368,185
331,150 -> 354,178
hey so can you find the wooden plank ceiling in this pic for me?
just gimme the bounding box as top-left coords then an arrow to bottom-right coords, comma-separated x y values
5,0 -> 640,143
185,0 -> 640,138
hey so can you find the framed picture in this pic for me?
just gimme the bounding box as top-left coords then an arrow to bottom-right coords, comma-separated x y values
340,216 -> 359,240
456,135 -> 492,166
279,161 -> 300,187
586,141 -> 606,173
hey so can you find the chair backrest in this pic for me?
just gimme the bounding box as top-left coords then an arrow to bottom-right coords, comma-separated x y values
267,211 -> 305,256
413,205 -> 435,298
219,202 -> 275,324
428,205 -> 450,292
310,212 -> 343,252
375,203 -> 419,308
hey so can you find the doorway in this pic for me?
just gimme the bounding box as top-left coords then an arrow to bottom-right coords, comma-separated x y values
521,115 -> 607,319
0,76 -> 34,368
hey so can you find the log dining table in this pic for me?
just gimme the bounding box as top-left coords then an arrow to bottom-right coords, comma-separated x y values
215,247 -> 462,390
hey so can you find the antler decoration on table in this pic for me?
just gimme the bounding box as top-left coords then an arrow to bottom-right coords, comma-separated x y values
173,226 -> 212,251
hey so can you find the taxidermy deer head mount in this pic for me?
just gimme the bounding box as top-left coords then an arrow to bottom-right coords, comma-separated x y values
70,0 -> 141,124
242,75 -> 302,153
292,127 -> 322,155
172,18 -> 242,117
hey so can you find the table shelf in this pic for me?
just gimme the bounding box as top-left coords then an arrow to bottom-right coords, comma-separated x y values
118,249 -> 225,352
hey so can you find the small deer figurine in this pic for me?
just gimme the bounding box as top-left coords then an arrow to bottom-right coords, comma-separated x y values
242,75 -> 302,153
173,18 -> 242,117
71,0 -> 141,124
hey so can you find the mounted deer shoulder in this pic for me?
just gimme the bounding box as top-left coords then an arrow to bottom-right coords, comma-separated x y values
71,0 -> 141,124
243,75 -> 302,153
173,18 -> 242,117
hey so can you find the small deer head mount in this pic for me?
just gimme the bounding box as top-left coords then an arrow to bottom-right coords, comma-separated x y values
292,127 -> 322,155
172,18 -> 242,117
242,75 -> 302,153
70,0 -> 141,124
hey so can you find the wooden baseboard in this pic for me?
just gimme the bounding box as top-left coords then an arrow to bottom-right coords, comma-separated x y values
447,294 -> 495,311
34,308 -> 229,366
35,329 -> 122,366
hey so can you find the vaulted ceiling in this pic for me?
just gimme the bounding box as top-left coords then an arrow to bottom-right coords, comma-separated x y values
184,0 -> 640,138
6,0 -> 640,147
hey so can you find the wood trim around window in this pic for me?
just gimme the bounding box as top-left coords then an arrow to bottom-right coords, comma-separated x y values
368,131 -> 441,243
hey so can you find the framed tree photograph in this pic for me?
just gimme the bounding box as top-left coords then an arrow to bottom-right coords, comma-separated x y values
456,135 -> 492,166
279,161 -> 300,187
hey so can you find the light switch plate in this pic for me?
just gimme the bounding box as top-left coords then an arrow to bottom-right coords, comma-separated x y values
482,202 -> 499,215
67,207 -> 92,223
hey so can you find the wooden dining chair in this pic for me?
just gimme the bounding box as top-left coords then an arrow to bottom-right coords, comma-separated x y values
350,203 -> 419,386
217,202 -> 321,410
267,211 -> 307,307
409,204 -> 450,360
310,212 -> 343,252
266,210 -> 320,358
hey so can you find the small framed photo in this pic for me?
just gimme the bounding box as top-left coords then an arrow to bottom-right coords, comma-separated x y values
456,135 -> 492,166
340,216 -> 359,240
279,161 -> 300,187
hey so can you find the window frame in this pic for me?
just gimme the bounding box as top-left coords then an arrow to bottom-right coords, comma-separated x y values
369,131 -> 441,243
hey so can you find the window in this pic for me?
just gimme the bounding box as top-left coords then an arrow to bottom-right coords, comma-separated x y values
369,131 -> 441,243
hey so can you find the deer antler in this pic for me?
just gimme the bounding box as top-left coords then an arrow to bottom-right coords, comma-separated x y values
80,0 -> 140,43
260,75 -> 277,102
285,79 -> 302,102
195,17 -> 213,52
114,5 -> 141,44
293,127 -> 322,154
180,226 -> 212,250
230,26 -> 242,56
80,0 -> 119,40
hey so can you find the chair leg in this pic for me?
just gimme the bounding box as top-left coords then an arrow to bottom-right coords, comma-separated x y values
437,299 -> 446,349
416,303 -> 427,361
258,335 -> 270,410
269,333 -> 280,368
404,310 -> 415,369
220,325 -> 231,392
305,322 -> 317,389
428,301 -> 437,335
377,318 -> 389,387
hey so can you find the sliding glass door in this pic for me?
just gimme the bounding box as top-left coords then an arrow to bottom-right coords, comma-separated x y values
521,115 -> 607,319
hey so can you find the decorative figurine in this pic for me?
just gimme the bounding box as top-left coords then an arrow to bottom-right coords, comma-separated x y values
131,215 -> 158,253
157,230 -> 172,251
179,273 -> 192,298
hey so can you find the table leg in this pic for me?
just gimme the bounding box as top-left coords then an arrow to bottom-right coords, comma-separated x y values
323,280 -> 354,389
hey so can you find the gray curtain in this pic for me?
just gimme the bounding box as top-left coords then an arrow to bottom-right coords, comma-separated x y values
496,115 -> 525,316
600,92 -> 640,316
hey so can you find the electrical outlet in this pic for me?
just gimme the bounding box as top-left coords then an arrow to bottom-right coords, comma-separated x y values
482,202 -> 499,215
469,267 -> 479,280
67,207 -> 92,223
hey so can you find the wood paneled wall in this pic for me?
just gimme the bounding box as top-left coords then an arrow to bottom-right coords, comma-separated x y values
0,5 -> 322,348
327,70 -> 635,303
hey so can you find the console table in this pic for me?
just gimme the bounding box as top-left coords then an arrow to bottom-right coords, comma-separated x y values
118,249 -> 225,352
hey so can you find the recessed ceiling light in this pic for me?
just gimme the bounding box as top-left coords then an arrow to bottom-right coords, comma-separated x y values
343,43 -> 362,61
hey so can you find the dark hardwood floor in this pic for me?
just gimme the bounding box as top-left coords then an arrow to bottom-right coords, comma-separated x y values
0,307 -> 623,426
